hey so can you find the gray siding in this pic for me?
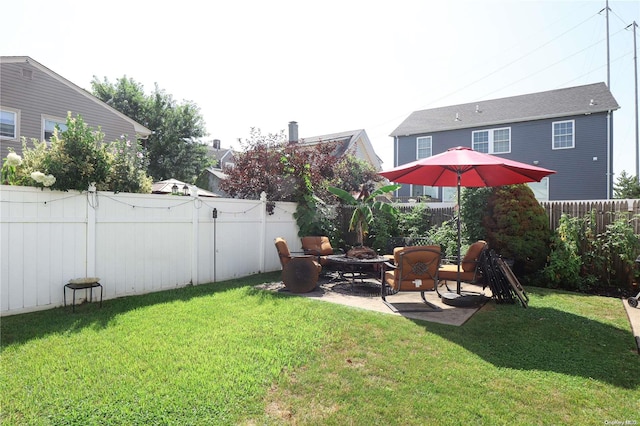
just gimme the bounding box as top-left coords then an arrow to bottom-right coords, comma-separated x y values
1,60 -> 142,158
393,112 -> 610,200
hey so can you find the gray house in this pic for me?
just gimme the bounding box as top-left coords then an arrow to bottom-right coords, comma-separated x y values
0,56 -> 151,158
196,141 -> 236,196
390,82 -> 619,201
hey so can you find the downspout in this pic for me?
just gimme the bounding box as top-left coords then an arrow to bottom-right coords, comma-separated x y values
607,110 -> 612,199
394,136 -> 399,198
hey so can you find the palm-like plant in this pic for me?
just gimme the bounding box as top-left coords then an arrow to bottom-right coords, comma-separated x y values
328,183 -> 401,246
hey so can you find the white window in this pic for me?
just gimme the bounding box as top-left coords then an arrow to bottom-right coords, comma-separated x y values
552,120 -> 574,149
527,177 -> 550,201
472,127 -> 511,154
416,136 -> 432,159
43,116 -> 67,142
411,184 -> 438,200
0,108 -> 18,139
414,136 -> 436,198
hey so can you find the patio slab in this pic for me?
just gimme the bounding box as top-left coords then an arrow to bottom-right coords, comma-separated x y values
256,277 -> 490,326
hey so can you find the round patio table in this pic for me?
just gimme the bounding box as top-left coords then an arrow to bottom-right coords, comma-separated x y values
326,254 -> 388,292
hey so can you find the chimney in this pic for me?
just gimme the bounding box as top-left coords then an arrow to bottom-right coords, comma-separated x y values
288,121 -> 298,144
212,139 -> 221,150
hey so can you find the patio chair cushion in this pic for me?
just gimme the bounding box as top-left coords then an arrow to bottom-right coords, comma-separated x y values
384,246 -> 441,291
461,240 -> 487,272
301,236 -> 334,256
439,240 -> 487,283
274,237 -> 292,267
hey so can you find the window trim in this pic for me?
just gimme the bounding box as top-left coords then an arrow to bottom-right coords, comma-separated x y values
471,127 -> 511,154
42,115 -> 67,142
552,119 -> 575,150
0,107 -> 20,140
416,135 -> 432,159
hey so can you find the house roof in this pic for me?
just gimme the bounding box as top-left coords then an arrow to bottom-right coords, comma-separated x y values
0,56 -> 152,138
390,82 -> 620,137
206,146 -> 235,165
299,129 -> 383,170
204,167 -> 228,179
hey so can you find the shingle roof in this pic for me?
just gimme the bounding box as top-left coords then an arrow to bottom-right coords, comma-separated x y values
390,82 -> 619,137
299,129 -> 362,156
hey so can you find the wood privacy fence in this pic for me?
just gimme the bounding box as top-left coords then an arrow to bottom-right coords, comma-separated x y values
0,186 -> 299,316
540,200 -> 640,234
392,200 -> 640,235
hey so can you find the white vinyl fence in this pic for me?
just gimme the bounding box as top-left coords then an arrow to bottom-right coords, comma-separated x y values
0,185 -> 300,316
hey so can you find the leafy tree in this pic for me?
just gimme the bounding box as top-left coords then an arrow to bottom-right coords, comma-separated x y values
91,76 -> 211,182
328,183 -> 401,246
220,128 -> 342,201
613,170 -> 640,198
331,156 -> 383,193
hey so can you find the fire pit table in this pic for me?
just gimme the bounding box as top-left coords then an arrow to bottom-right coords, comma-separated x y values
326,254 -> 388,292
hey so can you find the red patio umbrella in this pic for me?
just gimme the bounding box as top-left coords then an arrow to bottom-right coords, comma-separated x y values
379,146 -> 556,296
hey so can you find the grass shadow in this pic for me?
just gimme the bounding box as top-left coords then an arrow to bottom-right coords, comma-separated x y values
1,272 -> 282,349
416,298 -> 640,389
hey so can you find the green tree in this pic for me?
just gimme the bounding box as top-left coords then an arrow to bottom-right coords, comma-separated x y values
91,76 -> 211,182
331,156 -> 383,193
613,170 -> 640,199
328,183 -> 401,246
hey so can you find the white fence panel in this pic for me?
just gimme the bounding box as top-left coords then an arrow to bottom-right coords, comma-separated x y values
0,186 -> 299,316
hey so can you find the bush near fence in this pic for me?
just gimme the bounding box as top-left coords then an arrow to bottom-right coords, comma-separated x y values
338,200 -> 640,290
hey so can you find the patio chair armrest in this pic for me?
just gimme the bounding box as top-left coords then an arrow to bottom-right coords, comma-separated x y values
384,261 -> 397,270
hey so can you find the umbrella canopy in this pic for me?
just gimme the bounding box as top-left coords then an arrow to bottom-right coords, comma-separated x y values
379,146 -> 556,188
379,146 -> 556,295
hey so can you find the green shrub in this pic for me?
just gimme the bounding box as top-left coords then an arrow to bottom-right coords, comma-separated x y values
98,135 -> 152,193
44,113 -> 110,191
483,184 -> 551,280
541,214 -> 585,290
460,187 -> 492,242
426,219 -> 462,259
541,211 -> 640,292
367,208 -> 398,253
396,204 -> 431,237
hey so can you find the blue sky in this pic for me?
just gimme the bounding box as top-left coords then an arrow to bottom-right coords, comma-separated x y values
3,0 -> 639,178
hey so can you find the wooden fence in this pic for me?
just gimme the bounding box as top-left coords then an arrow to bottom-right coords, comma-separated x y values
540,200 -> 640,234
397,200 -> 640,235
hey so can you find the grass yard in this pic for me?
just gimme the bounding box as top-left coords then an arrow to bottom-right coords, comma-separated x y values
1,271 -> 638,425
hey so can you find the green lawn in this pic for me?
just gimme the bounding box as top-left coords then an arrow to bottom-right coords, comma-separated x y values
1,272 -> 638,425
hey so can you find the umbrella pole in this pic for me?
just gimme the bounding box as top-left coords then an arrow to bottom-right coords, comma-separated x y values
456,171 -> 462,294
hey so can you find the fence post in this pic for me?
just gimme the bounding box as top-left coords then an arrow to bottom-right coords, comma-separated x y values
259,191 -> 267,273
190,187 -> 199,285
86,184 -> 97,277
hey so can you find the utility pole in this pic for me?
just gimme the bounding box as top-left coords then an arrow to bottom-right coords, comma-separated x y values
627,22 -> 639,182
605,0 -> 611,88
601,0 -> 613,198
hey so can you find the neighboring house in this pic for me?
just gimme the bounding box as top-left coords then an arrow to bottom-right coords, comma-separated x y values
196,140 -> 236,196
152,178 -> 219,197
0,56 -> 151,158
289,121 -> 383,172
390,82 -> 620,201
